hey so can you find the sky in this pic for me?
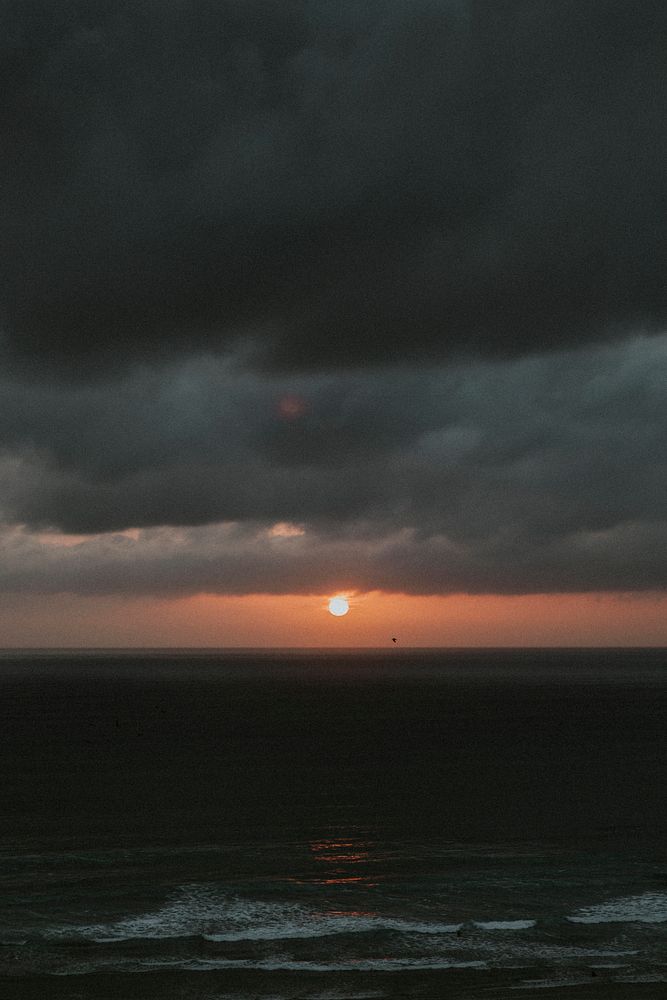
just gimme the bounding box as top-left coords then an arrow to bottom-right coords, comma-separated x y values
0,0 -> 665,646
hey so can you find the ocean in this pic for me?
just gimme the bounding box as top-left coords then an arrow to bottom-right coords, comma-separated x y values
0,648 -> 665,998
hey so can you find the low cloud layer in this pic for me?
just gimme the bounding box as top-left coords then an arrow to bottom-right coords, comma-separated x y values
1,517 -> 665,598
1,335 -> 664,595
1,1 -> 665,377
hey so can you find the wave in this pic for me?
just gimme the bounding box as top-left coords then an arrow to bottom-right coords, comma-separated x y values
69,957 -> 488,972
44,884 -> 663,959
114,956 -> 489,973
567,892 -> 667,924
199,958 -> 488,972
45,888 -> 463,944
473,920 -> 536,930
514,977 -> 606,991
203,915 -> 463,943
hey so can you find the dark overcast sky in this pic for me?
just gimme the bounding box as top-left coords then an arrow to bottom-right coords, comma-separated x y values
0,0 -> 665,600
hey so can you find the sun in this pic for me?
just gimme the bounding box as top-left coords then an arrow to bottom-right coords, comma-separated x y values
328,596 -> 350,617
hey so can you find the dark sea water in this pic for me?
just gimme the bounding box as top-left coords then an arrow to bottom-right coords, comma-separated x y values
1,648 -> 666,999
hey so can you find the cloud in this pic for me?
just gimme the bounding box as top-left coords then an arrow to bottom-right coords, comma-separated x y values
0,0 -> 665,377
0,519 -> 665,598
0,334 -> 664,594
1,3 -> 663,602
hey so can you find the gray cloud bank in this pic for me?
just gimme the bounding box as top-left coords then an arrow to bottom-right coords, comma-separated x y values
1,0 -> 665,376
1,519 -> 665,597
1,335 -> 664,595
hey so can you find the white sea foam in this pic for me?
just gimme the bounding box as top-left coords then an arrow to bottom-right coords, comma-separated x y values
140,957 -> 488,973
514,977 -> 600,990
589,963 -> 631,969
45,887 -> 462,944
616,974 -> 667,984
473,920 -> 536,931
204,912 -> 463,943
460,940 -> 636,963
567,892 -> 667,924
309,992 -> 385,1000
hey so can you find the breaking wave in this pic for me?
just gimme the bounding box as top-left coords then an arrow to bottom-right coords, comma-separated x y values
567,892 -> 667,924
45,887 -> 463,944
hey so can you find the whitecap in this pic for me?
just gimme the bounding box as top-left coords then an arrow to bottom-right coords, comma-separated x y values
44,887 -> 462,944
140,957 -> 488,973
567,892 -> 667,924
473,920 -> 536,931
203,915 -> 462,942
515,977 -> 600,990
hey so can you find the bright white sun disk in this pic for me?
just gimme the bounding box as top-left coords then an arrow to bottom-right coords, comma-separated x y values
328,596 -> 350,616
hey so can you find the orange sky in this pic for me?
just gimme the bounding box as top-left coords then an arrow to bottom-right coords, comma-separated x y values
0,590 -> 664,647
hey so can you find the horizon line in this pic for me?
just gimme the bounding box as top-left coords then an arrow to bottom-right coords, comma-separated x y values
0,645 -> 665,653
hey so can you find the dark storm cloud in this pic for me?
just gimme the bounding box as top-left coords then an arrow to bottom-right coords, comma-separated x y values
1,335 -> 665,593
1,2 -> 664,600
0,0 -> 665,376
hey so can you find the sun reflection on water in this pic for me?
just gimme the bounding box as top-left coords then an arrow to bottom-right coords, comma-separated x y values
307,837 -> 378,887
